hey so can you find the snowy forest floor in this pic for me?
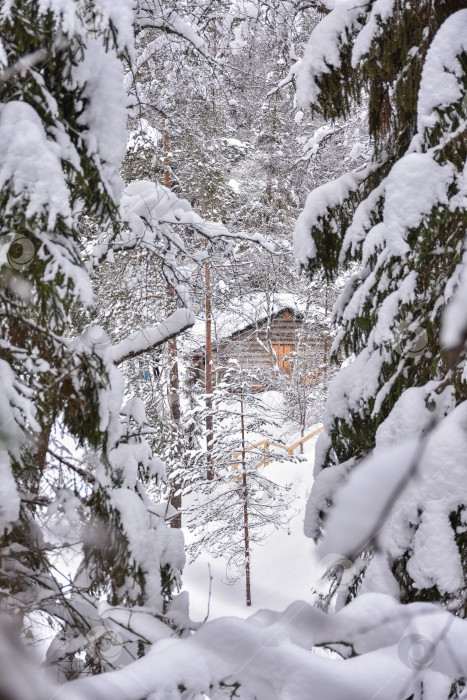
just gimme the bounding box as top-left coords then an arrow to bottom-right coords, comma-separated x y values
182,432 -> 319,621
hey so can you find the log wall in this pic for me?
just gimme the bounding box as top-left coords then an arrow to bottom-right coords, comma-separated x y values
191,310 -> 328,384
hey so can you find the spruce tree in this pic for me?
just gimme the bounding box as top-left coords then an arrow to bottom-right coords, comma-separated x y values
294,2 -> 467,608
0,0 -> 126,610
0,0 -> 187,675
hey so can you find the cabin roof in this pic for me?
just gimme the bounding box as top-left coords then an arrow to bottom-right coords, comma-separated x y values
227,306 -> 303,341
187,294 -> 305,357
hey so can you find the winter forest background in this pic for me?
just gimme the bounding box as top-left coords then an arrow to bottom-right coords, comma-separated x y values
1,0 -> 467,698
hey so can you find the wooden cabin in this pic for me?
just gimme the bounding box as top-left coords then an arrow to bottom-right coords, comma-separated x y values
190,306 -> 329,388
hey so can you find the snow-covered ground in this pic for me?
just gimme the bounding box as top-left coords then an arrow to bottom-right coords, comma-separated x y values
182,433 -> 319,622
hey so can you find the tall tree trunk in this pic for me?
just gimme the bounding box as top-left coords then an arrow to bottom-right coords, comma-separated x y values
205,255 -> 214,480
168,334 -> 182,529
163,118 -> 170,189
240,394 -> 252,607
162,134 -> 182,528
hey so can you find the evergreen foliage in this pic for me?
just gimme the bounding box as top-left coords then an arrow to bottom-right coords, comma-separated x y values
0,0 -> 187,677
295,1 -> 467,609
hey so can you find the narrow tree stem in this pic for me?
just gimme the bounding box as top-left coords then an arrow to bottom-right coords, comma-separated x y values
240,393 -> 252,607
205,252 -> 214,480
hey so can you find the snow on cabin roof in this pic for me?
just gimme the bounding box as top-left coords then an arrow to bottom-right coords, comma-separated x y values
186,293 -> 305,353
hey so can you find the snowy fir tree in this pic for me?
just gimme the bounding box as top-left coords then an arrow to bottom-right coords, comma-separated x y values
0,0 -> 195,680
295,0 -> 467,614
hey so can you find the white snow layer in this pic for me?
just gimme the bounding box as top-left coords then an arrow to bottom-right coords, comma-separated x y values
73,37 -> 127,202
0,101 -> 71,228
317,397 -> 467,596
0,359 -> 40,530
112,309 -> 195,364
42,591 -> 467,700
417,10 -> 467,135
443,248 -> 467,348
351,0 -> 395,67
36,0 -> 135,51
293,168 -> 369,265
383,153 -> 455,254
296,0 -> 365,108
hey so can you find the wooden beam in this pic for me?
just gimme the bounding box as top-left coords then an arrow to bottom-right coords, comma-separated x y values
287,427 -> 324,453
232,427 -> 324,471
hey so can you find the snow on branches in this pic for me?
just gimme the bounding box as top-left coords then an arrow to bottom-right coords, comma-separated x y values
294,0 -> 467,659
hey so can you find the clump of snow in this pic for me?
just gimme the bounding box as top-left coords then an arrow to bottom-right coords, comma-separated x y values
298,124 -> 335,162
225,137 -> 249,149
0,101 -> 71,228
442,250 -> 467,349
0,448 -> 20,531
73,37 -> 128,202
112,309 -> 195,364
294,171 -> 358,265
148,456 -> 166,481
383,153 -> 454,255
294,110 -> 304,124
0,359 -> 39,530
119,180 -> 207,243
371,271 -> 417,348
417,10 -> 467,135
65,588 -> 467,700
98,0 -> 135,52
303,459 -> 352,540
318,397 -> 467,597
340,180 -> 385,260
317,439 -> 421,560
127,118 -> 161,150
121,396 -> 146,426
296,1 -> 365,108
374,382 -> 455,451
0,36 -> 7,66
352,0 -> 395,67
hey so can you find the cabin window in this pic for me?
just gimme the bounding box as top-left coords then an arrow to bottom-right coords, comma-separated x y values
272,344 -> 295,373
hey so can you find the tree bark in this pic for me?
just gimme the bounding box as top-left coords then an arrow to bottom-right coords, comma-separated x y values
205,256 -> 214,480
162,123 -> 182,529
168,334 -> 182,529
240,394 -> 252,607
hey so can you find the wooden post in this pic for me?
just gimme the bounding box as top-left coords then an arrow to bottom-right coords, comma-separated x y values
240,393 -> 252,607
205,252 -> 214,480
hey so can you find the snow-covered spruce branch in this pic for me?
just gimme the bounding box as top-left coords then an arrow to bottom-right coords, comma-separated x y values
0,39 -> 67,84
47,449 -> 96,484
111,308 -> 195,364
